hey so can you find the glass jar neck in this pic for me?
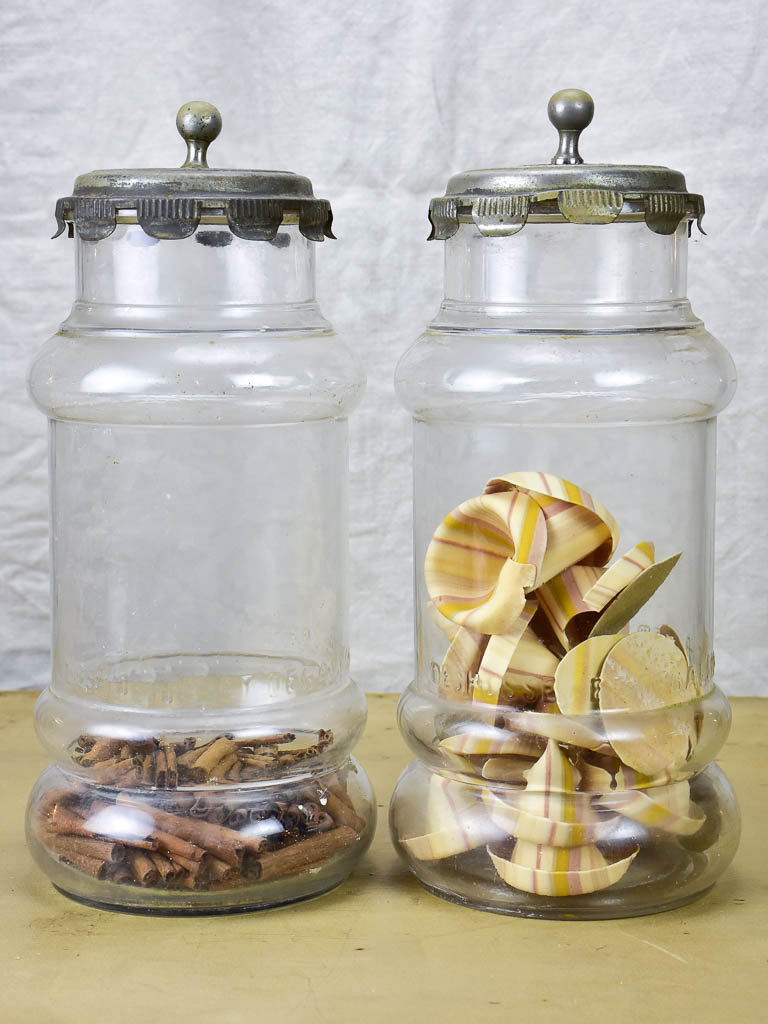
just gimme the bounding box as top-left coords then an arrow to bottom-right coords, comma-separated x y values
435,220 -> 698,332
63,220 -> 324,333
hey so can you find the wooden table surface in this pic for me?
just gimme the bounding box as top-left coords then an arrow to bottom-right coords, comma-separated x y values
1,692 -> 766,1023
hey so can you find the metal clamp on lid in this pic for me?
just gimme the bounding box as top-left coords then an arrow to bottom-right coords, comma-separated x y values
54,101 -> 335,243
428,89 -> 705,240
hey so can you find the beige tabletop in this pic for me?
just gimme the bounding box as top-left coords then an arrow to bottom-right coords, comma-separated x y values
1,692 -> 766,1023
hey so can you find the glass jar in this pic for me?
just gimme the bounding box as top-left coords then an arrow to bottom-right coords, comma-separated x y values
26,102 -> 374,912
390,90 -> 739,918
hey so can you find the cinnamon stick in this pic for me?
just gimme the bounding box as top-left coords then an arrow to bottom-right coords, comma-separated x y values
191,738 -> 238,780
206,751 -> 239,781
48,835 -> 126,863
47,802 -> 160,850
239,754 -> 275,768
236,733 -> 295,747
323,788 -> 367,834
151,829 -> 205,862
162,742 -> 178,788
252,826 -> 358,882
115,795 -> 245,868
117,837 -> 159,851
56,850 -> 112,880
207,856 -> 236,881
176,738 -> 218,768
89,757 -> 138,783
154,747 -> 168,788
38,787 -> 81,820
171,853 -> 208,877
138,753 -> 154,783
80,737 -> 124,765
47,804 -> 100,838
127,848 -> 160,887
149,851 -> 182,881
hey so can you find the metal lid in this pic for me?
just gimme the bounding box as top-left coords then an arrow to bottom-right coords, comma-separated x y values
54,101 -> 334,242
428,89 -> 704,240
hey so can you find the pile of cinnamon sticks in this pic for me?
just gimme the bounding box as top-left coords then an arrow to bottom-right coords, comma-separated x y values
37,746 -> 366,892
71,729 -> 334,787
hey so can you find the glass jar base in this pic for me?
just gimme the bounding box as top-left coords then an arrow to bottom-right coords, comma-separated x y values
415,875 -> 716,921
29,760 -> 374,913
53,877 -> 347,916
390,759 -> 739,921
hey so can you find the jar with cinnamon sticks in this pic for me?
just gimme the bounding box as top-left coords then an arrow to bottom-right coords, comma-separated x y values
25,101 -> 374,912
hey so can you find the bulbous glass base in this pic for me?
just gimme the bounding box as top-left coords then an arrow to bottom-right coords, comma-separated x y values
28,759 -> 374,914
390,759 -> 738,920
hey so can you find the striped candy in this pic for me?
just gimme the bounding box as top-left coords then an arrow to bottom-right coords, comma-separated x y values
485,471 -> 620,583
438,626 -> 488,702
400,774 -> 503,861
488,843 -> 637,897
424,490 -> 545,634
597,780 -> 704,836
537,542 -> 655,651
553,634 -> 624,715
485,740 -> 636,895
483,791 -> 615,847
473,610 -> 559,705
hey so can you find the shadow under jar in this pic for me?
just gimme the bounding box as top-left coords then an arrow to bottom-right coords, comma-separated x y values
26,102 -> 374,913
389,89 -> 739,919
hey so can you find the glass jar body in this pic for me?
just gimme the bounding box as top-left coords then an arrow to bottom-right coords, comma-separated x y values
390,220 -> 738,918
27,223 -> 373,911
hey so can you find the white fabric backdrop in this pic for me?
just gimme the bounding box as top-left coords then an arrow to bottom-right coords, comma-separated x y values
0,0 -> 766,694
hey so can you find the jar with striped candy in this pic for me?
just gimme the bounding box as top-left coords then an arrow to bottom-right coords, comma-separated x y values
389,90 -> 739,918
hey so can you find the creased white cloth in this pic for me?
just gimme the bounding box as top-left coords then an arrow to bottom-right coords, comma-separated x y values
0,0 -> 766,693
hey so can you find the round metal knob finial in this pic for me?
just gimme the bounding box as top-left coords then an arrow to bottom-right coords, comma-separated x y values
548,88 -> 594,165
176,101 -> 222,168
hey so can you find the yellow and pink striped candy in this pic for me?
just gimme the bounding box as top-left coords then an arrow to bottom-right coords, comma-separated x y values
488,842 -> 637,896
400,774 -> 503,861
485,472 -> 620,584
536,564 -> 604,649
500,708 -> 609,752
439,730 -> 544,759
534,543 -> 654,651
486,739 -> 638,893
480,630 -> 559,704
583,541 -> 655,611
482,740 -> 614,847
553,634 -> 623,715
425,490 -> 546,634
438,626 -> 488,702
597,780 -> 704,836
482,791 -> 615,847
472,600 -> 538,704
472,604 -> 559,705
